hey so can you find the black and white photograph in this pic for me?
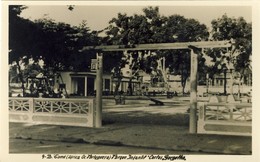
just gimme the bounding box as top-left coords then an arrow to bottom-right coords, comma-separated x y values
1,1 -> 259,162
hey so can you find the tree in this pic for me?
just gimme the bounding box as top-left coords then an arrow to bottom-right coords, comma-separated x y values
33,18 -> 100,71
9,5 -> 38,95
104,6 -> 209,95
209,14 -> 252,94
9,5 -> 100,95
104,7 -> 164,95
163,16 -> 209,93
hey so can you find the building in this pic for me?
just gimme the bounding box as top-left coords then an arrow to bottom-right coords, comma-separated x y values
56,71 -> 112,97
205,69 -> 252,95
57,71 -> 141,97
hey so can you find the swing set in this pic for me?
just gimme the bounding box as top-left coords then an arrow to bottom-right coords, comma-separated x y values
82,41 -> 231,133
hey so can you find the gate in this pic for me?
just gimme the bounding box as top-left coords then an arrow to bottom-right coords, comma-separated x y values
9,97 -> 95,127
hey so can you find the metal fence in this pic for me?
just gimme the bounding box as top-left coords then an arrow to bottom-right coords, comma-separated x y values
197,102 -> 252,136
9,97 -> 95,127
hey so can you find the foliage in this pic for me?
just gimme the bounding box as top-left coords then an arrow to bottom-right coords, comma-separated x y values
8,5 -> 100,95
9,5 -> 100,72
208,14 -> 252,81
104,6 -> 209,94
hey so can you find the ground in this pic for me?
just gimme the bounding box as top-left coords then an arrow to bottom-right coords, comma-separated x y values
9,139 -> 211,154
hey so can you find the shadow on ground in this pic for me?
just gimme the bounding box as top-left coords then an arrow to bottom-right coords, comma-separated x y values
102,110 -> 190,126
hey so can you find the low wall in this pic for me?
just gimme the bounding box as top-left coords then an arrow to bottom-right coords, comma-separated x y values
9,97 -> 95,127
197,102 -> 252,136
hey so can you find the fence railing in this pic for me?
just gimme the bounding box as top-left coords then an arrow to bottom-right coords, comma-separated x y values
9,97 -> 95,127
197,102 -> 252,136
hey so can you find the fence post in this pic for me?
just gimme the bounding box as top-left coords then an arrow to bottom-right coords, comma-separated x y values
228,105 -> 234,121
28,98 -> 34,122
197,103 -> 205,133
89,99 -> 95,127
199,103 -> 205,121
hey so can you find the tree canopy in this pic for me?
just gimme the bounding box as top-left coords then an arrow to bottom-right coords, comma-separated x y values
9,5 -> 100,72
207,14 -> 252,81
103,6 -> 209,93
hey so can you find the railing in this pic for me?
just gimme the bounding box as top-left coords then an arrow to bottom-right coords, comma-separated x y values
197,102 -> 252,136
9,97 -> 95,127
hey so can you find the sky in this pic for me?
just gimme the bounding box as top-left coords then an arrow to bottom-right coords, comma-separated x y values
20,5 -> 252,31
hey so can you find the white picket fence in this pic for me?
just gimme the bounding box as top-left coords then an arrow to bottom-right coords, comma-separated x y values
9,97 -> 95,127
197,102 -> 252,136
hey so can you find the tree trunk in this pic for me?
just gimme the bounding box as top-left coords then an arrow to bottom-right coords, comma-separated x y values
128,78 -> 133,95
212,76 -> 215,86
181,74 -> 186,95
230,70 -> 234,95
114,77 -> 122,96
238,75 -> 244,99
181,69 -> 187,95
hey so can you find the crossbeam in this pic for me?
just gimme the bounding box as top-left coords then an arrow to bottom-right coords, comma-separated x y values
81,41 -> 231,52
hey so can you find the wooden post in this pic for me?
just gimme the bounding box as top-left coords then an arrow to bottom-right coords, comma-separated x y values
95,52 -> 103,127
189,48 -> 198,133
